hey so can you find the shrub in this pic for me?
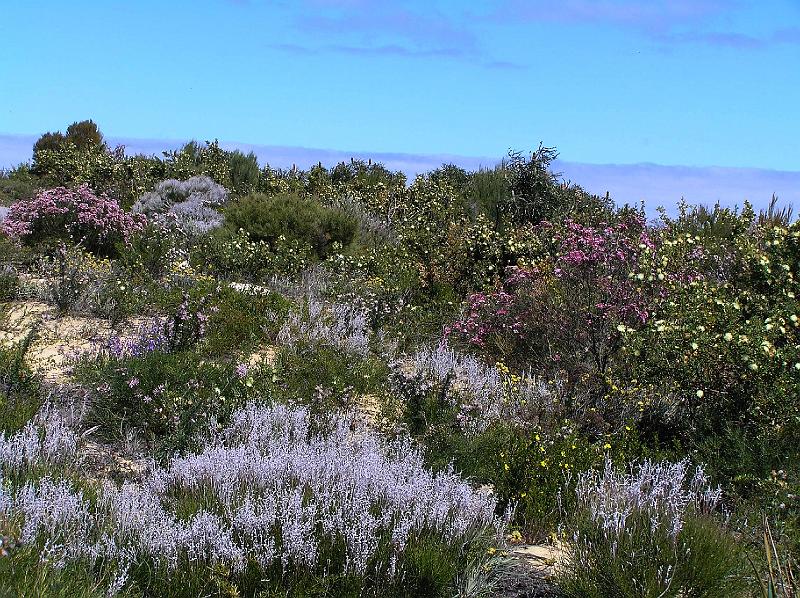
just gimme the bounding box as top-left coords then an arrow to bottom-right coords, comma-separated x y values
330,158 -> 407,194
447,213 -> 656,393
33,119 -> 104,156
504,146 -> 614,226
273,340 -> 388,413
0,164 -> 37,207
196,285 -> 290,356
0,264 -> 18,302
227,150 -> 260,197
557,458 -> 746,598
32,143 -> 119,193
78,347 -> 271,455
1,185 -> 145,256
390,344 -> 557,435
618,215 -> 800,499
120,223 -> 179,279
222,193 -> 357,259
0,404 -> 506,597
64,119 -> 104,151
277,297 -> 371,357
163,140 -> 232,184
39,244 -> 97,313
32,131 -> 67,155
195,228 -> 314,280
132,175 -> 228,237
0,331 -> 41,435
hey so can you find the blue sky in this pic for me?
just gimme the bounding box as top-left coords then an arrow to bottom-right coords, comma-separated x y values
0,1 -> 798,210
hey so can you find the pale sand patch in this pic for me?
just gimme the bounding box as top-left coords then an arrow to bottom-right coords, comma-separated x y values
510,542 -> 563,576
81,439 -> 150,483
247,345 -> 278,368
1,300 -> 150,382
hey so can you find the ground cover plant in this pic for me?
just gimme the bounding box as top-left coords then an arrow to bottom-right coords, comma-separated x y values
0,120 -> 797,596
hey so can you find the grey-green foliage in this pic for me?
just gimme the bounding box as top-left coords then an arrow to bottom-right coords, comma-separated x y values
132,175 -> 228,236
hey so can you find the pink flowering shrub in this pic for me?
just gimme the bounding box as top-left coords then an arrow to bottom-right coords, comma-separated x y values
447,214 -> 660,385
1,185 -> 145,256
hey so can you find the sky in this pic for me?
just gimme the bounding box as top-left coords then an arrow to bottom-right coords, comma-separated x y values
0,0 -> 798,211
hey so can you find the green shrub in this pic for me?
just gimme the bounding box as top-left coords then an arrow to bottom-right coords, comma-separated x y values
39,244 -> 94,313
560,513 -> 746,598
0,331 -> 41,434
120,224 -> 179,279
227,150 -> 260,197
199,286 -> 290,356
0,545 -> 114,598
222,193 -> 358,259
0,267 -> 18,301
195,228 -> 314,280
273,341 -> 388,412
0,164 -> 37,207
78,348 -> 272,455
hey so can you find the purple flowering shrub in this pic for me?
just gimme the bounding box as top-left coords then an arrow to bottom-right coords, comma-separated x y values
1,185 -> 145,256
447,214 -> 658,383
277,296 -> 371,357
0,404 -> 507,596
0,411 -> 79,476
390,342 -> 558,435
558,458 -> 745,597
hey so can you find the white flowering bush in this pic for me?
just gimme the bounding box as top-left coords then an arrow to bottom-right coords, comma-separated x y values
0,403 -> 507,596
132,175 -> 228,236
558,457 -> 744,598
391,342 -> 557,434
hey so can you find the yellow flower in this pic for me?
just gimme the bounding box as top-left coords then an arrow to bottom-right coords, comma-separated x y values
603,443 -> 612,450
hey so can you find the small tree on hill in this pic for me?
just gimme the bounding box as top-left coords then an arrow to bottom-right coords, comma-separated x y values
65,119 -> 105,151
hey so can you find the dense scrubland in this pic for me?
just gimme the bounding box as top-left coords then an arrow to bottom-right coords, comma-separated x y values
0,119 -> 797,597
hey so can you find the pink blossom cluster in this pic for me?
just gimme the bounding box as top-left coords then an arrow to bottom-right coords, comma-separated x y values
447,215 -> 658,357
445,288 -> 523,348
553,218 -> 654,325
1,185 -> 145,253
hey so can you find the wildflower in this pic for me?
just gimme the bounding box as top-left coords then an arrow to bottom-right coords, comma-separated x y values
127,377 -> 140,389
695,390 -> 704,398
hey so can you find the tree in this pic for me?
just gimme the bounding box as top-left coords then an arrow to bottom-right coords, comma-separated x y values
65,119 -> 104,151
503,144 -> 561,225
32,131 -> 66,155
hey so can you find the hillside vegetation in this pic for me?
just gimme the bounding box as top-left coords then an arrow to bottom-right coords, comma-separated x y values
0,120 -> 797,597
